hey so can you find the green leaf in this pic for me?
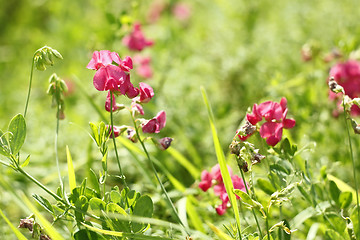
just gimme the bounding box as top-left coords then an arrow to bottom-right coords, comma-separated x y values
8,114 -> 26,155
89,169 -> 101,194
110,190 -> 122,204
32,194 -> 55,215
234,189 -> 264,216
297,185 -> 312,204
324,229 -> 345,240
339,191 -> 352,209
257,178 -> 276,195
201,86 -> 242,236
329,180 -> 341,205
89,197 -> 106,213
20,155 -> 30,168
328,174 -> 357,204
0,130 -> 10,157
325,213 -> 346,234
89,122 -> 100,146
351,206 -> 360,239
0,208 -> 27,240
66,146 -> 77,192
132,195 -> 154,232
186,196 -> 205,232
74,229 -> 107,240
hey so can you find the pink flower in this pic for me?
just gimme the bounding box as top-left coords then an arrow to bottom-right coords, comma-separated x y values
139,82 -> 154,103
199,170 -> 213,192
107,125 -> 124,138
329,60 -> 360,115
118,56 -> 133,72
105,91 -> 118,112
131,101 -> 145,115
87,50 -> 121,70
242,98 -> 295,146
122,23 -> 154,51
141,111 -> 166,133
93,65 -> 127,92
211,164 -> 233,183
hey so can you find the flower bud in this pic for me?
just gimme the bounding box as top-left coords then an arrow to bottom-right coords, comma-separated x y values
328,77 -> 344,94
18,218 -> 34,232
158,137 -> 173,150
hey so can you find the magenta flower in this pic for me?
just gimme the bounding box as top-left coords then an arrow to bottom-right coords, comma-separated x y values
139,82 -> 154,103
107,125 -> 123,138
210,164 -> 233,183
329,60 -> 360,116
141,111 -> 166,133
158,137 -> 173,150
105,91 -> 118,112
241,97 -> 296,146
199,170 -> 213,192
122,23 -> 154,51
118,56 -> 133,72
131,101 -> 145,115
87,50 -> 121,70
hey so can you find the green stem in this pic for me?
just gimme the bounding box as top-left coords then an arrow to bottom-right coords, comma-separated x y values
55,104 -> 64,192
239,166 -> 263,239
265,211 -> 270,239
24,54 -> 36,118
110,91 -> 128,188
130,113 -> 190,236
16,165 -> 63,202
343,107 -> 360,226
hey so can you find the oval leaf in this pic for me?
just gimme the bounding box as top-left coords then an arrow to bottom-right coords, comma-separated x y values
339,191 -> 352,209
8,114 -> 26,155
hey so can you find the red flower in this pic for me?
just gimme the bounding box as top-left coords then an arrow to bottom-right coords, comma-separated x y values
329,60 -> 360,116
141,111 -> 166,133
122,23 -> 154,51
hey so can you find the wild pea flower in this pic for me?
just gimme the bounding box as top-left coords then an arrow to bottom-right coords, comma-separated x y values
87,50 -> 121,70
328,60 -> 360,116
107,125 -> 127,138
199,164 -> 246,215
141,111 -> 166,133
122,23 -> 154,51
138,82 -> 154,103
241,98 -> 296,146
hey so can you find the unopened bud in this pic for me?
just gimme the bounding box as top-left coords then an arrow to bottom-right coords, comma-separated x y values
158,137 -> 173,150
229,140 -> 242,155
251,153 -> 265,165
126,128 -> 138,142
18,218 -> 34,232
328,77 -> 344,94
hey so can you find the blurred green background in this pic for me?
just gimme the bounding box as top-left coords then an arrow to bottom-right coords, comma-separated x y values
1,0 -> 360,238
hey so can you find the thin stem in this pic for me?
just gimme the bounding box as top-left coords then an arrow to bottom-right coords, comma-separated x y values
24,54 -> 36,118
110,91 -> 128,188
55,104 -> 64,192
239,166 -> 263,239
16,165 -> 63,202
343,106 -> 360,226
130,113 -> 190,236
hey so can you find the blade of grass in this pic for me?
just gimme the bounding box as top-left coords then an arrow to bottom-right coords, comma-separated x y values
0,208 -> 27,240
81,222 -> 173,239
66,146 -> 76,192
167,147 -> 200,179
208,222 -> 234,240
201,86 -> 242,239
22,194 -> 65,240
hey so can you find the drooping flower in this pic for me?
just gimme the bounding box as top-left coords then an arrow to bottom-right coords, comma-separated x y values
329,60 -> 360,116
122,23 -> 154,51
107,125 -> 126,138
141,111 -> 166,133
158,137 -> 173,150
199,170 -> 213,192
131,101 -> 145,115
87,50 -> 121,70
138,82 -> 154,103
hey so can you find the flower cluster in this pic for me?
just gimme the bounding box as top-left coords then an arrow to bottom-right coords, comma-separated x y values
87,50 -> 169,147
328,60 -> 360,116
237,97 -> 296,147
199,164 -> 246,215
